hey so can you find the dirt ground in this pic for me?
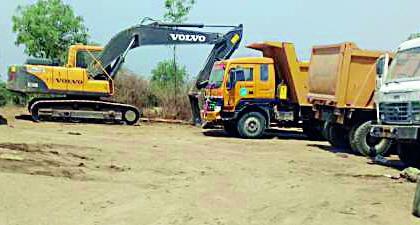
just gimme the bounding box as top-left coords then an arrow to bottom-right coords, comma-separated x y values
0,106 -> 419,225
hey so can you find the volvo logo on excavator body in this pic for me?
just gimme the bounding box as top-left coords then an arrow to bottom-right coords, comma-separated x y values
169,33 -> 207,42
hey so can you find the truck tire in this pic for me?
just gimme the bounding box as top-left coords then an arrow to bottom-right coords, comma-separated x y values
322,121 -> 331,140
325,122 -> 349,149
399,143 -> 420,168
237,112 -> 266,139
303,124 -> 324,141
348,124 -> 362,155
223,121 -> 239,137
350,121 -> 392,156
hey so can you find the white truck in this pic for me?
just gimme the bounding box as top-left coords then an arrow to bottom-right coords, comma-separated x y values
371,36 -> 420,167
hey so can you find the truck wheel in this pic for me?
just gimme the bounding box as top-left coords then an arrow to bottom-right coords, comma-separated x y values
350,121 -> 392,156
303,123 -> 324,141
325,122 -> 349,149
348,124 -> 362,155
223,121 -> 239,137
398,143 -> 420,168
237,112 -> 266,139
322,121 -> 331,140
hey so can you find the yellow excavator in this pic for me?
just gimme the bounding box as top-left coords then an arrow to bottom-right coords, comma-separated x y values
7,21 -> 243,125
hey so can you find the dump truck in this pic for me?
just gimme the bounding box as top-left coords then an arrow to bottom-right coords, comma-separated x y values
201,42 -> 323,139
7,21 -> 242,125
371,36 -> 420,167
308,42 -> 392,156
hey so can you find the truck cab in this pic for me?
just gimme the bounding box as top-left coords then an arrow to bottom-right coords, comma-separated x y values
371,37 -> 420,167
203,57 -> 275,120
202,42 -> 317,139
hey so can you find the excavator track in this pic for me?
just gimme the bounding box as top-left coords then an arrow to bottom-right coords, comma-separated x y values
28,98 -> 141,125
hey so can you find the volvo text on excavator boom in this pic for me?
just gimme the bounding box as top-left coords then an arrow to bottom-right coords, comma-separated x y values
7,21 -> 243,125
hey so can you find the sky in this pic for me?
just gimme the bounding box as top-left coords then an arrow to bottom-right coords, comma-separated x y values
1,0 -> 420,80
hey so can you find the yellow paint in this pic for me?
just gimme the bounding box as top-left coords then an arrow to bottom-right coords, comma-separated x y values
308,42 -> 390,109
231,34 -> 240,44
24,45 -> 110,95
279,84 -> 288,100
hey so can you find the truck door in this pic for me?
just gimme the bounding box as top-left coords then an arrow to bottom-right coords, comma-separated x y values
255,64 -> 275,99
225,65 -> 256,109
375,54 -> 391,91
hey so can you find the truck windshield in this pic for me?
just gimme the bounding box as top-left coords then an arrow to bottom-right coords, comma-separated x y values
386,47 -> 420,83
208,66 -> 225,88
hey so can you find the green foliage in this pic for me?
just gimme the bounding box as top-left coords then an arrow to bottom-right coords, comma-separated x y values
151,60 -> 187,90
12,0 -> 89,61
0,81 -> 18,107
164,0 -> 196,23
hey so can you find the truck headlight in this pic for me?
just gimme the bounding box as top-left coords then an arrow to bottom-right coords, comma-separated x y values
414,113 -> 420,122
380,113 -> 385,121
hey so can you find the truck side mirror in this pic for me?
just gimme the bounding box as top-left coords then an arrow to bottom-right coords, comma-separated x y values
376,57 -> 385,78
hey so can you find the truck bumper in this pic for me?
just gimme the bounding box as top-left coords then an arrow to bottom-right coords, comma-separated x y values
371,124 -> 420,140
201,110 -> 221,124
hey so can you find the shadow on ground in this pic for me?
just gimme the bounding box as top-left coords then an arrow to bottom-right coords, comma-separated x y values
15,114 -> 33,122
308,143 -> 406,171
202,128 -> 312,141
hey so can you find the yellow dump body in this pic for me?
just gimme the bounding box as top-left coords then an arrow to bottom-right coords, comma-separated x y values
247,42 -> 310,106
308,42 -> 385,109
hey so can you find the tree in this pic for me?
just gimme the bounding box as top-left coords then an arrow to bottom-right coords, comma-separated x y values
151,60 -> 187,89
164,0 -> 196,23
163,0 -> 196,104
12,0 -> 89,61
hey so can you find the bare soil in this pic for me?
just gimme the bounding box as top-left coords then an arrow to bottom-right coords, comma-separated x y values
0,106 -> 419,225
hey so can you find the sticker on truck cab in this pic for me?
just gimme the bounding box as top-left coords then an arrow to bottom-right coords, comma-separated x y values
279,85 -> 288,100
240,88 -> 248,97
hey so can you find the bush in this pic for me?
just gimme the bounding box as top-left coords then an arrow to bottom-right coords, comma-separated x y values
0,81 -> 21,107
112,69 -> 193,121
151,85 -> 193,120
112,69 -> 158,108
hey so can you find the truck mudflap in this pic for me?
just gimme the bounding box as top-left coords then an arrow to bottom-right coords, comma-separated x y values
371,124 -> 420,140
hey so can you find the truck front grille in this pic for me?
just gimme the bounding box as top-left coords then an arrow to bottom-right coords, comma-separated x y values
380,102 -> 411,123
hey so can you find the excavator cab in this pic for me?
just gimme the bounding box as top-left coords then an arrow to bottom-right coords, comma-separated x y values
66,45 -> 103,69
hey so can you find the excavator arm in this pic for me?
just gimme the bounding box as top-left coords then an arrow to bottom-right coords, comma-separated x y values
87,22 -> 243,125
88,22 -> 243,83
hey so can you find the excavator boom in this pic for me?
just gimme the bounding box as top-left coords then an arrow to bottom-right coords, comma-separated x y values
87,22 -> 243,125
89,22 -> 243,85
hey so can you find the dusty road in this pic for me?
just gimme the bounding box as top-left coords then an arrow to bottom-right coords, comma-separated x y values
0,107 -> 419,225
